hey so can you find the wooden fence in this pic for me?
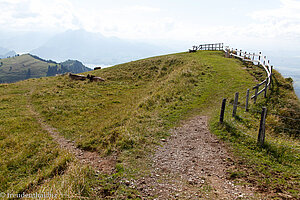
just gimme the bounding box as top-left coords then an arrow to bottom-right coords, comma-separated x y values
191,44 -> 273,104
193,44 -> 300,148
191,43 -> 224,51
224,47 -> 273,145
224,48 -> 273,103
190,43 -> 273,146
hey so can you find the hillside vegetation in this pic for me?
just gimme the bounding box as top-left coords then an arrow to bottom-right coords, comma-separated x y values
0,51 -> 299,199
0,54 -> 91,83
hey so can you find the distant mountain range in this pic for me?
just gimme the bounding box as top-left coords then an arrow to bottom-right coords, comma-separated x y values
0,54 -> 91,83
31,29 -> 172,65
0,47 -> 17,59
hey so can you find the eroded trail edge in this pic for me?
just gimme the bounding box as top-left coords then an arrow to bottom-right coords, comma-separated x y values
136,116 -> 256,199
27,91 -> 115,174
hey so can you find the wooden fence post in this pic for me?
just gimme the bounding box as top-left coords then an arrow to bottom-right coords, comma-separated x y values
269,66 -> 273,90
258,107 -> 267,146
220,98 -> 227,123
254,86 -> 258,104
232,92 -> 239,117
264,78 -> 268,98
245,89 -> 250,112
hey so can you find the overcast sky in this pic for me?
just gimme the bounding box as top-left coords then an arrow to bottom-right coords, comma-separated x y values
1,0 -> 300,52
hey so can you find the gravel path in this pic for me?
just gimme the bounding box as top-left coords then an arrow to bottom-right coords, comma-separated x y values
136,116 -> 256,199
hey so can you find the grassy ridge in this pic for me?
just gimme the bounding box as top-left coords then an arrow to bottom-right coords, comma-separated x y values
0,51 -> 299,199
30,51 -> 256,154
0,54 -> 91,83
0,54 -> 56,83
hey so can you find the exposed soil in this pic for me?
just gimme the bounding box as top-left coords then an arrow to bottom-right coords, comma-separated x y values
136,116 -> 257,199
27,95 -> 115,174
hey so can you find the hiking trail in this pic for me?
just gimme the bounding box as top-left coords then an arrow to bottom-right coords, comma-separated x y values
27,89 -> 115,174
136,116 -> 256,199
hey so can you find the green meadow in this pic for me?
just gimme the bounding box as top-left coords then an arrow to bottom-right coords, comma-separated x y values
0,51 -> 299,199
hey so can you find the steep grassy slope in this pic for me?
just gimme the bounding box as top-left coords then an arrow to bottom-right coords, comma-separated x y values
0,54 -> 91,83
210,62 -> 300,199
0,51 -> 299,199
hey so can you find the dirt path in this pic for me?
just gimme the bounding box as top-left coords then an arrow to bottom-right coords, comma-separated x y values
27,92 -> 115,174
136,116 -> 256,200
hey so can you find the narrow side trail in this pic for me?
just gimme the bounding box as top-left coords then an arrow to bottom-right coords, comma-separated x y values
27,89 -> 115,174
136,116 -> 257,200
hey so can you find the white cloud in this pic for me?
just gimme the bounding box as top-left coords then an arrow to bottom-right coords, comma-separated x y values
105,5 -> 160,14
0,0 -> 82,31
184,0 -> 300,50
0,0 -> 166,38
248,0 -> 300,40
0,0 -> 300,52
251,0 -> 300,21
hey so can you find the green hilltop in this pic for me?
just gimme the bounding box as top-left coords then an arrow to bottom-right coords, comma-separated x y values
0,51 -> 299,199
0,54 -> 91,83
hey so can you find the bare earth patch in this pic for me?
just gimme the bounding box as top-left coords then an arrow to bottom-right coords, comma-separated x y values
27,103 -> 115,174
136,116 -> 257,199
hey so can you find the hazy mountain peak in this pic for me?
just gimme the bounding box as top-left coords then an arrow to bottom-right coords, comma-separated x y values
31,29 -> 172,64
0,46 -> 17,59
0,47 -> 10,55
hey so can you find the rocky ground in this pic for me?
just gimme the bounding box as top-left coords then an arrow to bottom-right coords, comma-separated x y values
135,116 -> 257,200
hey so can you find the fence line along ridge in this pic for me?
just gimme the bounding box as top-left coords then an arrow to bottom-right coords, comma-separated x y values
188,43 -> 293,147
